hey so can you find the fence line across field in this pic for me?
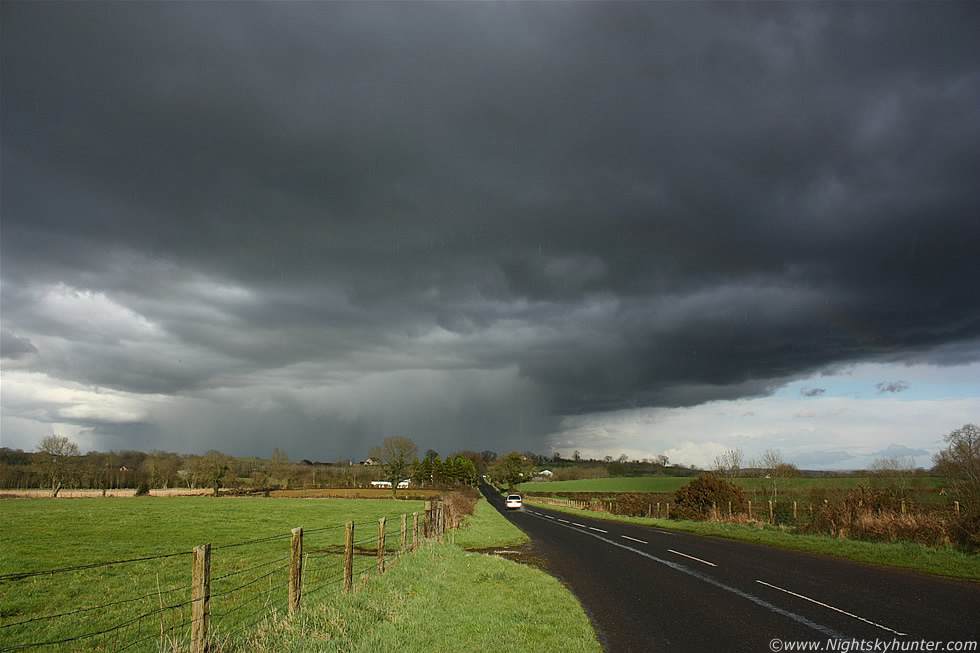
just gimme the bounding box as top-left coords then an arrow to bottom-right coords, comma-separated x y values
0,501 -> 444,652
532,495 -> 963,525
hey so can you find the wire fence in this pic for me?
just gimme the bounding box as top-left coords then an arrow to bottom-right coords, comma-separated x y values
0,502 -> 444,652
531,493 -> 967,527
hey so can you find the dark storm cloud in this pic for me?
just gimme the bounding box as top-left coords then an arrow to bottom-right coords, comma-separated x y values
2,2 -> 979,455
0,330 -> 38,360
800,387 -> 826,398
876,381 -> 910,394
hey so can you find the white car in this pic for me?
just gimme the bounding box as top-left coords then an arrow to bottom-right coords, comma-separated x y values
505,494 -> 522,510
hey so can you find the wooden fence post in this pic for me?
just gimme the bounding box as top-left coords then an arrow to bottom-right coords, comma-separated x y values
769,500 -> 774,523
289,527 -> 303,614
656,502 -> 661,518
423,501 -> 432,539
412,512 -> 419,550
901,499 -> 907,514
955,501 -> 960,516
437,501 -> 445,542
401,514 -> 407,552
378,517 -> 386,575
344,521 -> 354,593
748,501 -> 753,519
665,503 -> 670,519
793,501 -> 798,522
728,501 -> 732,519
191,543 -> 211,653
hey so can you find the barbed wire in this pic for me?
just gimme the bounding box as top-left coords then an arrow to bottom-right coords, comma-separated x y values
0,549 -> 192,583
212,531 -> 293,550
1,511 -> 434,651
212,553 -> 290,584
0,592 -> 193,652
0,579 -> 190,630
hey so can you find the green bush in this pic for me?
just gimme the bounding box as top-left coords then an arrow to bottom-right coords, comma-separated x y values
672,473 -> 746,521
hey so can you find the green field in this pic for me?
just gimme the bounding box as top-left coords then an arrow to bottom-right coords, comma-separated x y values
0,495 -> 595,652
518,475 -> 948,495
1,496 -> 428,650
517,476 -> 691,493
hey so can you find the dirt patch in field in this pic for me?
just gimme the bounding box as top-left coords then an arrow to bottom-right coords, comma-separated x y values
0,488 -> 213,499
468,541 -> 550,572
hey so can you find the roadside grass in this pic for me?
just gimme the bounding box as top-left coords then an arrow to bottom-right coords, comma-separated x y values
450,496 -> 530,550
241,543 -> 601,652
523,500 -> 980,582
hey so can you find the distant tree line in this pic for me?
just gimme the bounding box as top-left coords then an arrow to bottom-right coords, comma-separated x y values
9,426 -> 970,501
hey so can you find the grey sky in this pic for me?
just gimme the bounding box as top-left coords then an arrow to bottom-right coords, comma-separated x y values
2,2 -> 978,462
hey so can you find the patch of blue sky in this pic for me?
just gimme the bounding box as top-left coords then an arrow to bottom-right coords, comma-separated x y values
775,362 -> 980,402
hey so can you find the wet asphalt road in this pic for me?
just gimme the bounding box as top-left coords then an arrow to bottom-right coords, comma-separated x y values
482,484 -> 980,652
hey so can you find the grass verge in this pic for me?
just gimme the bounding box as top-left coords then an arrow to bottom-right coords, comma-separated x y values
241,543 -> 601,653
449,496 -> 530,550
524,500 -> 980,582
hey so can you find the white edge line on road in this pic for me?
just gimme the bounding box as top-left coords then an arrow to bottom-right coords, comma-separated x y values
545,515 -> 554,519
588,526 -> 608,533
538,518 -> 844,640
572,522 -> 587,528
668,549 -> 717,567
621,535 -> 648,544
755,580 -> 907,636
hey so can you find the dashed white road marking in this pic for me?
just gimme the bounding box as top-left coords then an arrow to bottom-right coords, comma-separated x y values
755,580 -> 907,636
668,549 -> 717,567
621,535 -> 648,544
557,519 -> 570,523
572,522 -> 587,528
539,519 -> 844,639
588,526 -> 608,533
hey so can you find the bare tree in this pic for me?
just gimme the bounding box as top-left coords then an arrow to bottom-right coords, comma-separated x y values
713,448 -> 744,484
757,448 -> 797,501
869,456 -> 917,498
369,436 -> 419,497
37,435 -> 80,497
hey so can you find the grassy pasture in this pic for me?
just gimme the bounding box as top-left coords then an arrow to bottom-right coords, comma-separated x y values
0,496 -> 426,650
1,495 -> 594,652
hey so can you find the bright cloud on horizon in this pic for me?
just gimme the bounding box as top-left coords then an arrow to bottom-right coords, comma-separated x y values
552,361 -> 980,470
